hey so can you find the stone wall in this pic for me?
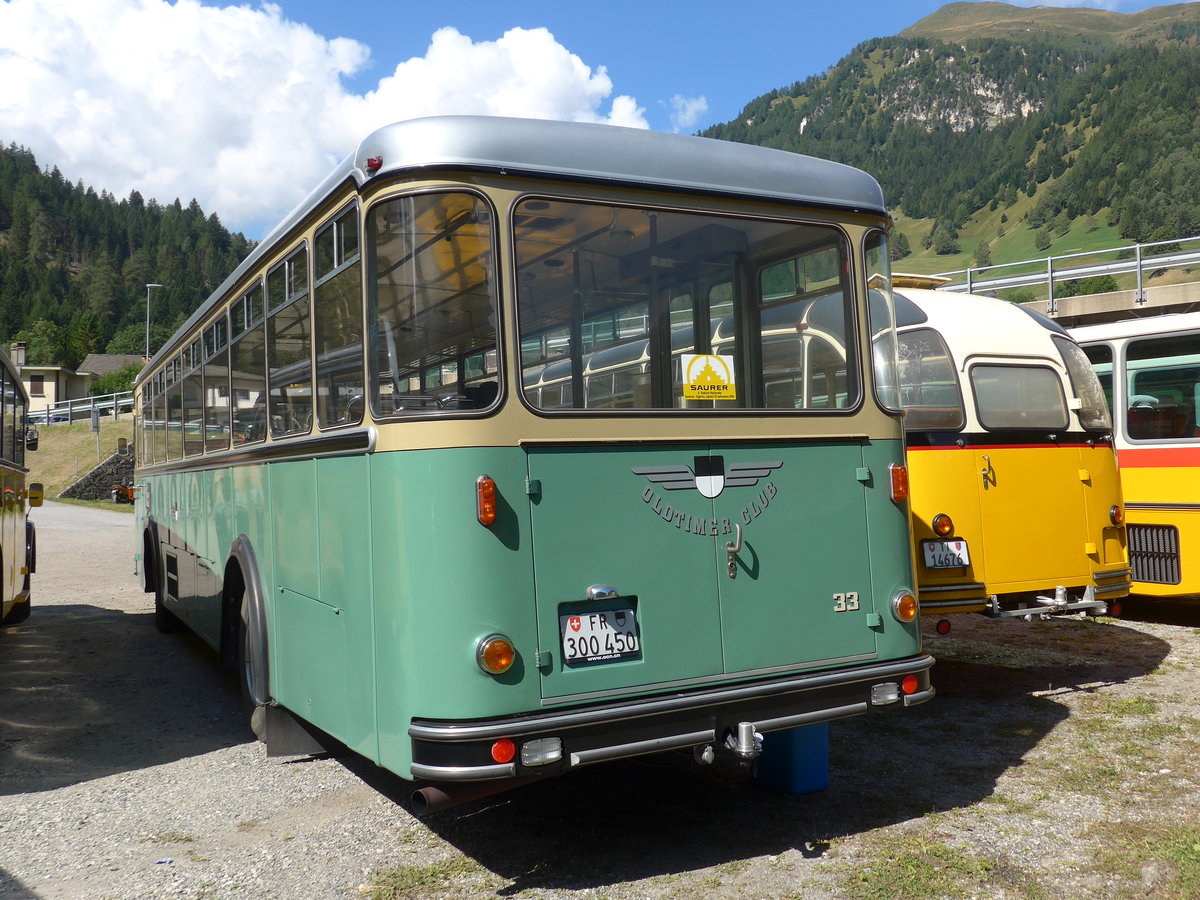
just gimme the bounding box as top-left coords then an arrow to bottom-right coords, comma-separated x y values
59,452 -> 135,501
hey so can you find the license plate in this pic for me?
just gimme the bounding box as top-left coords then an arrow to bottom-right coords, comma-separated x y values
560,608 -> 640,665
923,539 -> 970,569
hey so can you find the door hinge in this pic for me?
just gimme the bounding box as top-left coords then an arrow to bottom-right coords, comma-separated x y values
855,466 -> 871,483
534,649 -> 551,669
525,477 -> 542,498
866,612 -> 883,630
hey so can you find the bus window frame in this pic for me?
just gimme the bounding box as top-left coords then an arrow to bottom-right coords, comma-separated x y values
365,188 -> 502,420
512,192 -> 865,417
968,361 -> 1069,432
313,201 -> 365,430
1123,332 -> 1200,443
895,326 -> 967,432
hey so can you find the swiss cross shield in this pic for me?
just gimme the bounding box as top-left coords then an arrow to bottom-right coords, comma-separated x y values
568,616 -> 581,632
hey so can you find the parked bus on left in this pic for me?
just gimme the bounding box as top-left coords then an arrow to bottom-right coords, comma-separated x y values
0,346 -> 43,629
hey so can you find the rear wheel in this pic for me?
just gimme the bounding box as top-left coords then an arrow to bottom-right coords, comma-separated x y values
236,591 -> 268,741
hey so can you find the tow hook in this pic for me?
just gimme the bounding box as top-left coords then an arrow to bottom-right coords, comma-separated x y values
724,721 -> 764,760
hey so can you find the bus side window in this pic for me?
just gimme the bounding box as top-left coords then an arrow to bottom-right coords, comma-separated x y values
314,205 -> 363,428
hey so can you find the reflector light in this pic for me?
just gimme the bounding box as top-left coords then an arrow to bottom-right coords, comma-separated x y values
1110,505 -> 1124,526
477,475 -> 497,527
477,634 -> 515,674
932,513 -> 954,537
901,674 -> 919,695
870,682 -> 900,705
935,618 -> 952,635
891,590 -> 918,623
888,463 -> 909,502
365,156 -> 383,171
491,739 -> 516,764
520,737 -> 563,766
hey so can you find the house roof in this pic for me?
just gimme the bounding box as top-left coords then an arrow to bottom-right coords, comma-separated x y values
77,354 -> 145,377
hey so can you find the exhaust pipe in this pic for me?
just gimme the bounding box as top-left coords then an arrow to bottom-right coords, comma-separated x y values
409,775 -> 551,816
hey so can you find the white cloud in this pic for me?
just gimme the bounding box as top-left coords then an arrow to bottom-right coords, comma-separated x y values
666,95 -> 709,133
0,1 -> 648,236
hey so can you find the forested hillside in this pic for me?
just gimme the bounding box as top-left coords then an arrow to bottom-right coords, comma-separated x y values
0,144 -> 252,368
703,2 -> 1200,264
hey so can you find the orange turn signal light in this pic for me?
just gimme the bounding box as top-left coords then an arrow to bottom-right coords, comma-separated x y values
477,634 -> 516,675
891,590 -> 918,623
1110,505 -> 1124,526
477,475 -> 497,527
888,463 -> 909,502
932,513 -> 954,537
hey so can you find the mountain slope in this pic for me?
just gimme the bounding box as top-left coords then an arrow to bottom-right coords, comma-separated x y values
702,2 -> 1200,263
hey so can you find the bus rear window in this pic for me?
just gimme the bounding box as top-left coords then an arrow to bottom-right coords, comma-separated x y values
970,364 -> 1067,430
896,328 -> 964,430
515,198 -> 858,412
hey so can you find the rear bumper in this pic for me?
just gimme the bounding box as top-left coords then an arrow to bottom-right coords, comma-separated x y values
409,654 -> 935,781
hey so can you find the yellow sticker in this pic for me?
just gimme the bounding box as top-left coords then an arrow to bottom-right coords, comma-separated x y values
682,354 -> 736,400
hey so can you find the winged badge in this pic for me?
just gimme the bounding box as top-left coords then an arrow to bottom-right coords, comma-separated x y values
632,457 -> 783,499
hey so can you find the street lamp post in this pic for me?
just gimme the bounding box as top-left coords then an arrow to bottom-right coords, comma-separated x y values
145,283 -> 163,361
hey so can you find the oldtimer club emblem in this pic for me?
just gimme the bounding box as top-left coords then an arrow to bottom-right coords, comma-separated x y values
632,456 -> 783,535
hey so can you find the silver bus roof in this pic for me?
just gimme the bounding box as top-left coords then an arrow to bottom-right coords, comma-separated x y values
144,116 -> 886,375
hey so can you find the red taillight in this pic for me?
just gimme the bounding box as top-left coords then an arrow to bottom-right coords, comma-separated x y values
491,739 -> 516,764
889,463 -> 909,502
901,674 -> 919,695
365,156 -> 383,171
477,475 -> 497,527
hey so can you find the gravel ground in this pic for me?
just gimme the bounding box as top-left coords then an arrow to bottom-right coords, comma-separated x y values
2,502 -> 1199,899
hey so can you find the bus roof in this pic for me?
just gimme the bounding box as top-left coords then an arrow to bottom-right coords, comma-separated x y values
1070,311 -> 1200,343
894,287 -> 1069,358
142,116 -> 887,376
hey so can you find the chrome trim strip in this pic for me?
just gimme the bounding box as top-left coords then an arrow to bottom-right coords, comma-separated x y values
919,599 -> 987,610
569,729 -> 716,767
754,702 -> 866,733
1094,567 -> 1133,580
1093,582 -> 1131,596
136,427 -> 376,475
409,762 -> 516,781
408,654 -> 935,743
918,583 -> 987,594
904,689 -> 936,707
540,651 -> 878,706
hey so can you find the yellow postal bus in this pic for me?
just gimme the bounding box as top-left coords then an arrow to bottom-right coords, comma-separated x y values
1072,313 -> 1200,597
892,279 -> 1129,618
0,346 -> 41,630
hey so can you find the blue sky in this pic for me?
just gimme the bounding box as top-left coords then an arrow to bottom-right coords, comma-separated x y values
0,0 -> 1175,236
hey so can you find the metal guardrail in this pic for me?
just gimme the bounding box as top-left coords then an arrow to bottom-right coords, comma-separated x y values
934,234 -> 1200,312
29,391 -> 134,424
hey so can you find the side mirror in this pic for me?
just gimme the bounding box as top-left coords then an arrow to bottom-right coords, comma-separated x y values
24,426 -> 38,452
28,483 -> 43,508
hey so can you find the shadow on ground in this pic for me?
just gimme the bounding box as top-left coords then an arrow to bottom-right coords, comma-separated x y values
349,614 -> 1171,894
0,604 -> 250,796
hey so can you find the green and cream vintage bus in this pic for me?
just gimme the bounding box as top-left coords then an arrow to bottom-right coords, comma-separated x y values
134,116 -> 933,812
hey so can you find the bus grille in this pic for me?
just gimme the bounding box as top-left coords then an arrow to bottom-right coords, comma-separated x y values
1128,525 -> 1182,585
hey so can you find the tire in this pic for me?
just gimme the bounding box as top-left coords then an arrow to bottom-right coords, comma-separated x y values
236,591 -> 269,742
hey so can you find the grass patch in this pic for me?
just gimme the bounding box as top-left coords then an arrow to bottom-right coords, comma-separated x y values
27,420 -> 135,496
1093,822 -> 1200,899
368,855 -> 491,900
839,833 -> 997,900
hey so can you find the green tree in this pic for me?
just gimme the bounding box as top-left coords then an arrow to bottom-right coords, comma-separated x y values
89,362 -> 143,396
13,319 -> 66,365
973,241 -> 992,268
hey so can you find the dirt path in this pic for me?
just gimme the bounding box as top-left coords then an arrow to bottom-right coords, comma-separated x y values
2,502 -> 1198,899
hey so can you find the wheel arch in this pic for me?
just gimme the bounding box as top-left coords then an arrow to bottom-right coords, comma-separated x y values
223,535 -> 270,707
